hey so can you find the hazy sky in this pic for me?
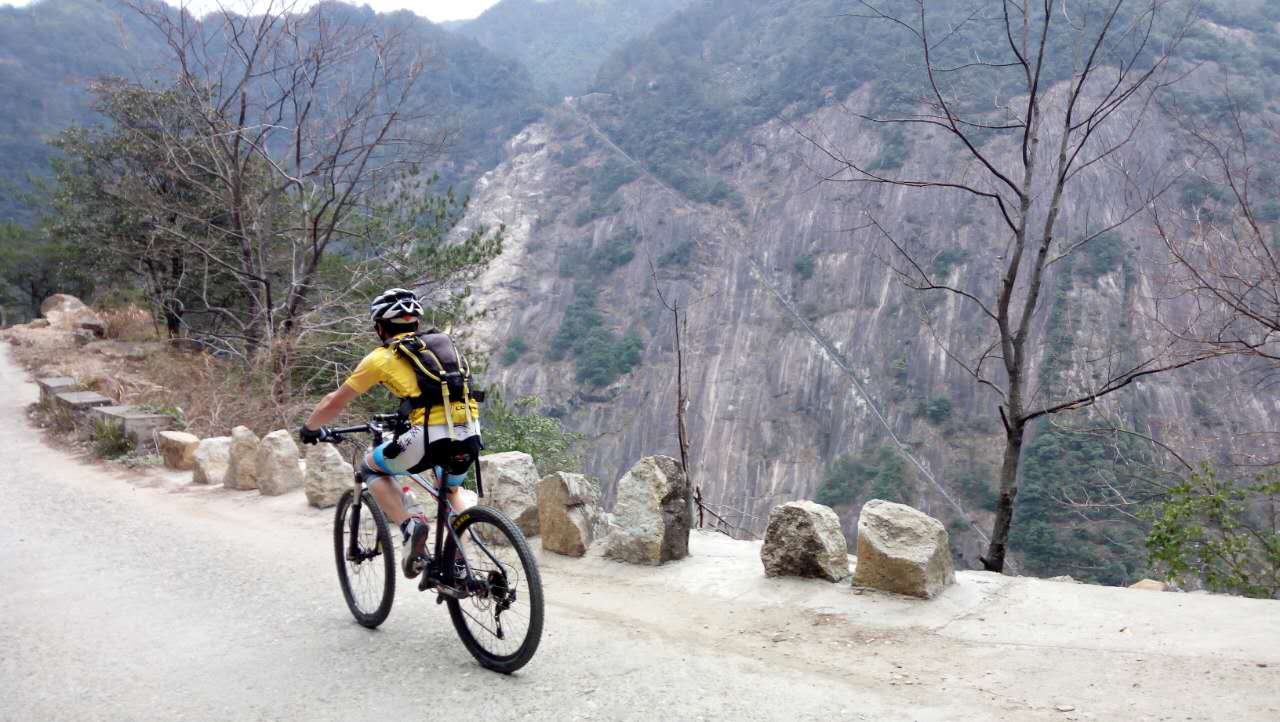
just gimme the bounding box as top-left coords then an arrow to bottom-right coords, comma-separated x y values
0,0 -> 503,23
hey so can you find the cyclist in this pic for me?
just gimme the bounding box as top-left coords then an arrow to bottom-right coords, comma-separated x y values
299,288 -> 478,579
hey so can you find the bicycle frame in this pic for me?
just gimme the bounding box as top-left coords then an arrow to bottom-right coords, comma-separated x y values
332,416 -> 505,598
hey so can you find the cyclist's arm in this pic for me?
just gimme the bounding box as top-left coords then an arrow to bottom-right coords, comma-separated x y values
304,353 -> 383,430
304,384 -> 360,430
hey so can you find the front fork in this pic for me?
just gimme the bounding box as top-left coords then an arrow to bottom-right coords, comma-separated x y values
346,477 -> 370,562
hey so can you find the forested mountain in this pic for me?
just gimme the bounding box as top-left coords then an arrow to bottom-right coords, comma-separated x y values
0,0 -> 541,221
453,0 -> 692,97
0,0 -> 166,221
457,0 -> 1280,584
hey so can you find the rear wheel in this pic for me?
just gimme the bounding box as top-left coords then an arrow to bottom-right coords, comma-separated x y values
333,488 -> 396,628
442,505 -> 544,673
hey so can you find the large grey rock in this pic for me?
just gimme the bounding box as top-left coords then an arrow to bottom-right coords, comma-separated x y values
256,429 -> 303,496
760,500 -> 850,581
192,436 -> 231,485
603,455 -> 692,565
305,443 -> 352,508
479,451 -> 540,537
157,430 -> 200,470
40,294 -> 105,337
538,472 -> 600,557
224,426 -> 260,491
852,500 -> 955,599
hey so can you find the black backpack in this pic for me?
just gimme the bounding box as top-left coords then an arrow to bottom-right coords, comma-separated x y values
386,330 -> 485,430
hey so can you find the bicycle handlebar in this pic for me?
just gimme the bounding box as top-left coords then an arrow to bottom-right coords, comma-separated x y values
321,413 -> 405,442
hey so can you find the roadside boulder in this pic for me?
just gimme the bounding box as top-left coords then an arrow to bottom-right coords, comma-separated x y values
224,426 -> 260,491
305,443 -> 352,508
538,472 -> 601,557
760,500 -> 851,582
1129,579 -> 1170,592
40,294 -> 105,337
604,455 -> 692,565
256,429 -> 303,496
157,430 -> 200,471
479,451 -> 540,537
852,500 -> 955,599
192,436 -> 231,485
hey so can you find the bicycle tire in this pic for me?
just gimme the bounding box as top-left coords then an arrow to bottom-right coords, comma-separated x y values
333,488 -> 396,628
442,505 -> 544,673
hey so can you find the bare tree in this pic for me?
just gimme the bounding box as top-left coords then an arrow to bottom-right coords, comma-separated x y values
804,0 -> 1208,571
116,0 -> 442,360
1153,74 -> 1280,365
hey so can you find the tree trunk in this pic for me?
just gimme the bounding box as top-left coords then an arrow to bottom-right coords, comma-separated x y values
983,420 -> 1026,572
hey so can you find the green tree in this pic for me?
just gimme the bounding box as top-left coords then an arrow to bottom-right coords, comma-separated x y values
481,394 -> 583,474
0,222 -> 94,322
1147,466 -> 1280,599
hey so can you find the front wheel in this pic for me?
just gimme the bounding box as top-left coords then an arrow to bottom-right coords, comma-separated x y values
442,505 -> 544,673
333,488 -> 396,628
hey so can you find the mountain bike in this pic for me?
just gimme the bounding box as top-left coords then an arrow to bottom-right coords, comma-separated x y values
323,413 -> 544,673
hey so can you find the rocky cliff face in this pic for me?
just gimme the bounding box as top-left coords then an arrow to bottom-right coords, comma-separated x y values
456,87 -> 1280,560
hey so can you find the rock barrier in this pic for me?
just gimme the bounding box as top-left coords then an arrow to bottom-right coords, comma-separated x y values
760,500 -> 851,582
480,451 -> 540,537
538,471 -> 600,557
852,499 -> 955,599
192,436 -> 231,485
256,429 -> 303,496
225,426 -> 260,490
604,455 -> 692,565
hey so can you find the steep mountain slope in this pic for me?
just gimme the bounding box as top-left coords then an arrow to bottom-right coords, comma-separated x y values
454,0 -> 692,97
459,0 -> 1280,583
0,0 -> 166,221
0,0 -> 541,221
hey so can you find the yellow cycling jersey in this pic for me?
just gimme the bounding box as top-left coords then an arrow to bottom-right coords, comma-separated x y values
343,334 -> 478,426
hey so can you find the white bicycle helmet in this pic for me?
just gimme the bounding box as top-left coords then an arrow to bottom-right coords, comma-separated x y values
369,288 -> 423,324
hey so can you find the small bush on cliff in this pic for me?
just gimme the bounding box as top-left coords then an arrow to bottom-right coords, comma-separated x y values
549,285 -> 644,388
816,444 -> 912,507
481,393 -> 582,475
1146,466 -> 1280,599
913,396 -> 953,425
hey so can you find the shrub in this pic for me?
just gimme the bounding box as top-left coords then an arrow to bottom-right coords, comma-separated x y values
815,444 -> 913,507
658,240 -> 694,267
1077,232 -> 1124,281
500,336 -> 529,365
92,419 -> 134,459
914,396 -> 953,425
548,285 -> 645,387
930,248 -> 969,278
793,255 -> 815,280
1146,466 -> 1280,599
481,393 -> 582,474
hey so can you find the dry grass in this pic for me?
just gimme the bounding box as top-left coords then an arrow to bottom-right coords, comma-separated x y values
134,350 -> 311,438
4,319 -> 314,440
99,305 -> 159,342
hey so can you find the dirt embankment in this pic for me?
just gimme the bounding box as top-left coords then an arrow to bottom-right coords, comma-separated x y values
1,310 -> 304,439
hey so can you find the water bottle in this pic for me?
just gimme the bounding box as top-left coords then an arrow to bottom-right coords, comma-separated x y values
400,483 -> 425,520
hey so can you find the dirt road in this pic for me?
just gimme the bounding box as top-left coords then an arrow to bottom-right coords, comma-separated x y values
1,343 -> 1277,722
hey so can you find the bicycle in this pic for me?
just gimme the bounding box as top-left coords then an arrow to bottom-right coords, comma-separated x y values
324,413 -> 544,674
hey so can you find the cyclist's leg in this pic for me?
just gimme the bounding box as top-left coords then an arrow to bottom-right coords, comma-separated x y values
362,425 -> 428,525
424,425 -> 482,514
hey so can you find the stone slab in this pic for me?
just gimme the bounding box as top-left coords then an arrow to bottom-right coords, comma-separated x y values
54,391 -> 114,412
89,405 -> 174,441
37,377 -> 77,405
